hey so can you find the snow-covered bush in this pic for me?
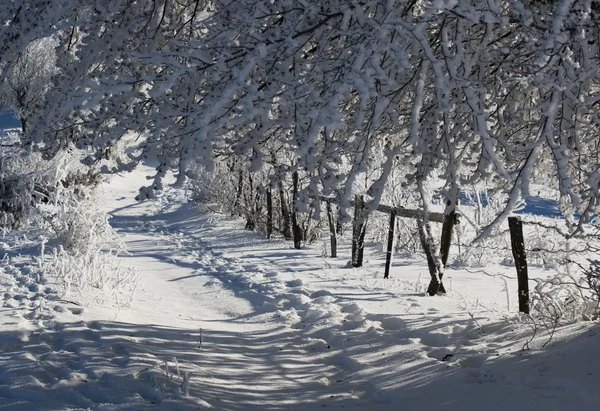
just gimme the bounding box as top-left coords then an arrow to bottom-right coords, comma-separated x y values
0,173 -> 34,230
0,147 -> 106,254
584,260 -> 600,304
187,163 -> 239,215
43,193 -> 115,253
0,149 -> 56,231
40,170 -> 108,253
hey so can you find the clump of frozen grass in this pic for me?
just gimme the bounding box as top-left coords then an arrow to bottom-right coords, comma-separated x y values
42,193 -> 115,253
43,243 -> 140,308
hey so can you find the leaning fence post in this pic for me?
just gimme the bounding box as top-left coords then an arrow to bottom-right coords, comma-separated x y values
439,210 -> 456,268
384,210 -> 396,279
508,216 -> 530,314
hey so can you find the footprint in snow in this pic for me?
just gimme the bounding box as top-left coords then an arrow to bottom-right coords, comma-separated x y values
286,279 -> 303,287
459,354 -> 488,369
312,295 -> 337,305
340,319 -> 367,331
536,363 -> 552,373
340,302 -> 363,314
86,321 -> 103,330
418,331 -> 454,348
310,290 -> 332,298
405,302 -> 421,312
465,369 -> 501,383
379,317 -> 405,331
67,307 -> 84,315
109,342 -> 131,356
81,329 -> 101,342
426,348 -> 455,362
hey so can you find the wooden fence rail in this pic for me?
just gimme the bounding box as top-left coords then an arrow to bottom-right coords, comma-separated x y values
318,196 -> 445,223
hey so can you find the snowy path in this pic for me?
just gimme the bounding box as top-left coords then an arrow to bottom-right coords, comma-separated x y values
1,169 -> 599,410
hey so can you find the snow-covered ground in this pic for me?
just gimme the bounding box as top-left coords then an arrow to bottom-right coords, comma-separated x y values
1,167 -> 599,410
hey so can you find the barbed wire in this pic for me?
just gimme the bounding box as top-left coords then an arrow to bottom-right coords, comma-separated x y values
460,267 -> 516,280
452,240 -> 594,255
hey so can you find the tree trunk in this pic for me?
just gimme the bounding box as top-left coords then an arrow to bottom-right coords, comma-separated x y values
326,200 -> 337,258
234,169 -> 243,216
244,174 -> 255,231
291,171 -> 302,249
336,205 -> 343,235
425,210 -> 456,292
266,187 -> 273,239
278,166 -> 292,239
418,219 -> 446,295
352,195 -> 367,267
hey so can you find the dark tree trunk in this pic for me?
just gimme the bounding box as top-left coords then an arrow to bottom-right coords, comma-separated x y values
278,166 -> 292,239
291,171 -> 302,249
336,205 -> 343,235
254,183 -> 262,228
266,187 -> 273,239
302,203 -> 314,243
352,195 -> 367,267
234,169 -> 243,216
244,174 -> 255,231
326,200 -> 337,258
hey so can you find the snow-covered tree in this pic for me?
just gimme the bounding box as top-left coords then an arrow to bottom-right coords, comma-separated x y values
0,37 -> 57,133
2,0 -> 600,237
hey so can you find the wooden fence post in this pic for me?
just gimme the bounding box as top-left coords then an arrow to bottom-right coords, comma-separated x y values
384,210 -> 396,279
508,216 -> 530,314
352,195 -> 367,267
326,200 -> 337,258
